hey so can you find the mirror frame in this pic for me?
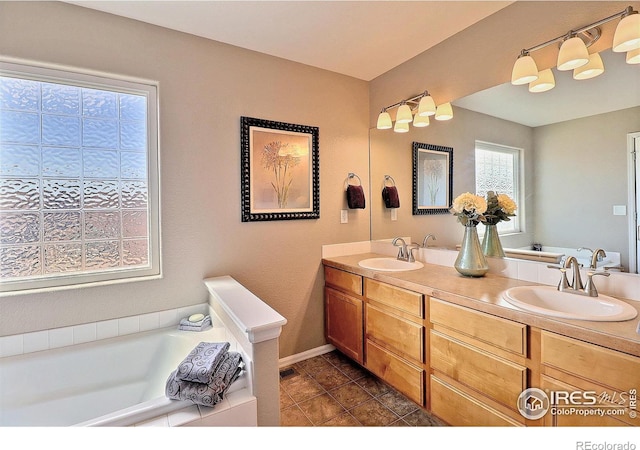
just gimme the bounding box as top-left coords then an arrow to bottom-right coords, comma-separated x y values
412,141 -> 453,215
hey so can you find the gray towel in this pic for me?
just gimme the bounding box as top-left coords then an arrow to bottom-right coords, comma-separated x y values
176,341 -> 230,384
178,315 -> 212,332
165,351 -> 243,407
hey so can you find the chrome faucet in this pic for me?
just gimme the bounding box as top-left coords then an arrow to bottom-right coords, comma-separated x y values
548,256 -> 611,297
591,248 -> 606,270
563,256 -> 584,291
422,234 -> 436,248
392,237 -> 408,261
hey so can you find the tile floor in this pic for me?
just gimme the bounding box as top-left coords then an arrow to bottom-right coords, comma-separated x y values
279,350 -> 446,426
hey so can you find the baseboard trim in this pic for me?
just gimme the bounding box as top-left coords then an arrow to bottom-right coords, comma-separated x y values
279,344 -> 336,367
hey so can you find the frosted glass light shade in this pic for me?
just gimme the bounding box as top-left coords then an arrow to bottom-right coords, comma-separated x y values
529,69 -> 556,93
435,102 -> 453,121
557,37 -> 589,70
511,55 -> 539,85
413,114 -> 430,127
613,13 -> 640,52
417,95 -> 436,116
396,103 -> 413,123
627,48 -> 640,64
376,111 -> 392,129
393,121 -> 410,133
573,52 -> 604,80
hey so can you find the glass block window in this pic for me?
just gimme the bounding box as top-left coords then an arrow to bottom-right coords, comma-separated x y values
0,61 -> 160,293
475,141 -> 522,235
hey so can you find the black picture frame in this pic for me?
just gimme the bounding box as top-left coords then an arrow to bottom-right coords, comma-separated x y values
241,117 -> 320,222
412,141 -> 453,215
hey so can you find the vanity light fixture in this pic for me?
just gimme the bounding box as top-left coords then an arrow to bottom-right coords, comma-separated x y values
627,48 -> 640,64
395,102 -> 413,124
376,109 -> 392,129
376,90 -> 453,132
435,102 -> 454,121
511,6 -> 640,92
413,113 -> 430,127
573,52 -> 605,80
528,68 -> 556,93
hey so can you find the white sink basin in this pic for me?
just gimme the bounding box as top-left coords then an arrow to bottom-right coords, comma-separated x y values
358,257 -> 424,272
502,286 -> 638,322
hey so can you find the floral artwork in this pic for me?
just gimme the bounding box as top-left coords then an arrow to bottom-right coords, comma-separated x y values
241,117 -> 319,222
412,142 -> 453,215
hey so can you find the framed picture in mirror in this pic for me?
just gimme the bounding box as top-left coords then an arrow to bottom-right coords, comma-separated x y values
412,142 -> 453,215
241,116 -> 320,222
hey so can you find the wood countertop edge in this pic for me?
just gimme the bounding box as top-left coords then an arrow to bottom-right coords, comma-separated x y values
322,253 -> 640,358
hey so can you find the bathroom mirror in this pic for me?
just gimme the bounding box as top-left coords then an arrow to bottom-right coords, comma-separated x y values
369,49 -> 640,272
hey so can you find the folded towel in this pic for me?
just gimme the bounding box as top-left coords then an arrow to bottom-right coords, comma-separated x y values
178,315 -> 212,332
177,341 -> 230,384
382,186 -> 400,208
347,185 -> 365,209
165,351 -> 243,407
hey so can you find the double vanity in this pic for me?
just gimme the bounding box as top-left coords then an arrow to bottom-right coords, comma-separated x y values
323,252 -> 640,427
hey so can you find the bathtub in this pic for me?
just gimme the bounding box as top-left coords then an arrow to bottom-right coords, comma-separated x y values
0,276 -> 286,427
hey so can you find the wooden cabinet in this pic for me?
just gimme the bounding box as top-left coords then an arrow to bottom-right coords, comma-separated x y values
429,298 -> 530,426
540,331 -> 640,427
324,267 -> 364,364
363,278 -> 425,405
323,262 -> 639,428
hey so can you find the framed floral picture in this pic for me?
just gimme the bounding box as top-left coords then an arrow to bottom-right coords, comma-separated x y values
412,141 -> 453,215
241,117 -> 320,222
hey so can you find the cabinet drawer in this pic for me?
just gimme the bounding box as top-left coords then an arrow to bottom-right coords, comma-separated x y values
366,303 -> 424,363
430,330 -> 526,409
366,340 -> 424,405
430,375 -> 522,427
365,278 -> 423,318
324,266 -> 362,296
541,331 -> 640,393
430,298 -> 526,355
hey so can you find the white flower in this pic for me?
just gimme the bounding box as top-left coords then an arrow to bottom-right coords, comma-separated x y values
451,192 -> 487,215
497,194 -> 517,215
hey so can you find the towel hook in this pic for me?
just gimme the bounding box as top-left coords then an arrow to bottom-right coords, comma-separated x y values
383,175 -> 396,187
345,172 -> 362,187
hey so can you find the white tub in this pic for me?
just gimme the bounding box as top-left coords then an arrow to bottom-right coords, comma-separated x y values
0,325 -> 254,426
0,276 -> 286,427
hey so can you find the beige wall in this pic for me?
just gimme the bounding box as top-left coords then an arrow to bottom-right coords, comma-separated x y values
0,2 -> 370,357
533,107 -> 640,269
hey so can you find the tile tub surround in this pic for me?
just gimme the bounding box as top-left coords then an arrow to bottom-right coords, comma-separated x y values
0,304 -> 209,359
322,252 -> 640,358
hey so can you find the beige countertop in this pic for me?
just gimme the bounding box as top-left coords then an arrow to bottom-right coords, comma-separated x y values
322,253 -> 640,357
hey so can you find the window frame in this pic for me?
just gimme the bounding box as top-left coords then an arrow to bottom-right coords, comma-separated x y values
0,58 -> 161,295
474,140 -> 523,236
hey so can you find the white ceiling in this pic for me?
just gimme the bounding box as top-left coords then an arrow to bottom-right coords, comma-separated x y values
66,0 -> 513,81
66,1 -> 639,126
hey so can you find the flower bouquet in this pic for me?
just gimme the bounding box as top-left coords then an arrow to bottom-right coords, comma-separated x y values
481,191 -> 517,258
450,193 -> 489,277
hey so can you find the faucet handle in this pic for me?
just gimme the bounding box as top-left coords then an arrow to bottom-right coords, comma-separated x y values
547,265 -> 570,291
584,271 -> 611,297
407,244 -> 420,263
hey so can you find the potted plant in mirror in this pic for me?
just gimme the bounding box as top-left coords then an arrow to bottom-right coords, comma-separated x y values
450,193 -> 489,277
482,191 -> 517,258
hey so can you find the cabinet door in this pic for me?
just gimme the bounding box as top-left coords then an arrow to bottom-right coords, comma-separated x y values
325,287 -> 363,364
